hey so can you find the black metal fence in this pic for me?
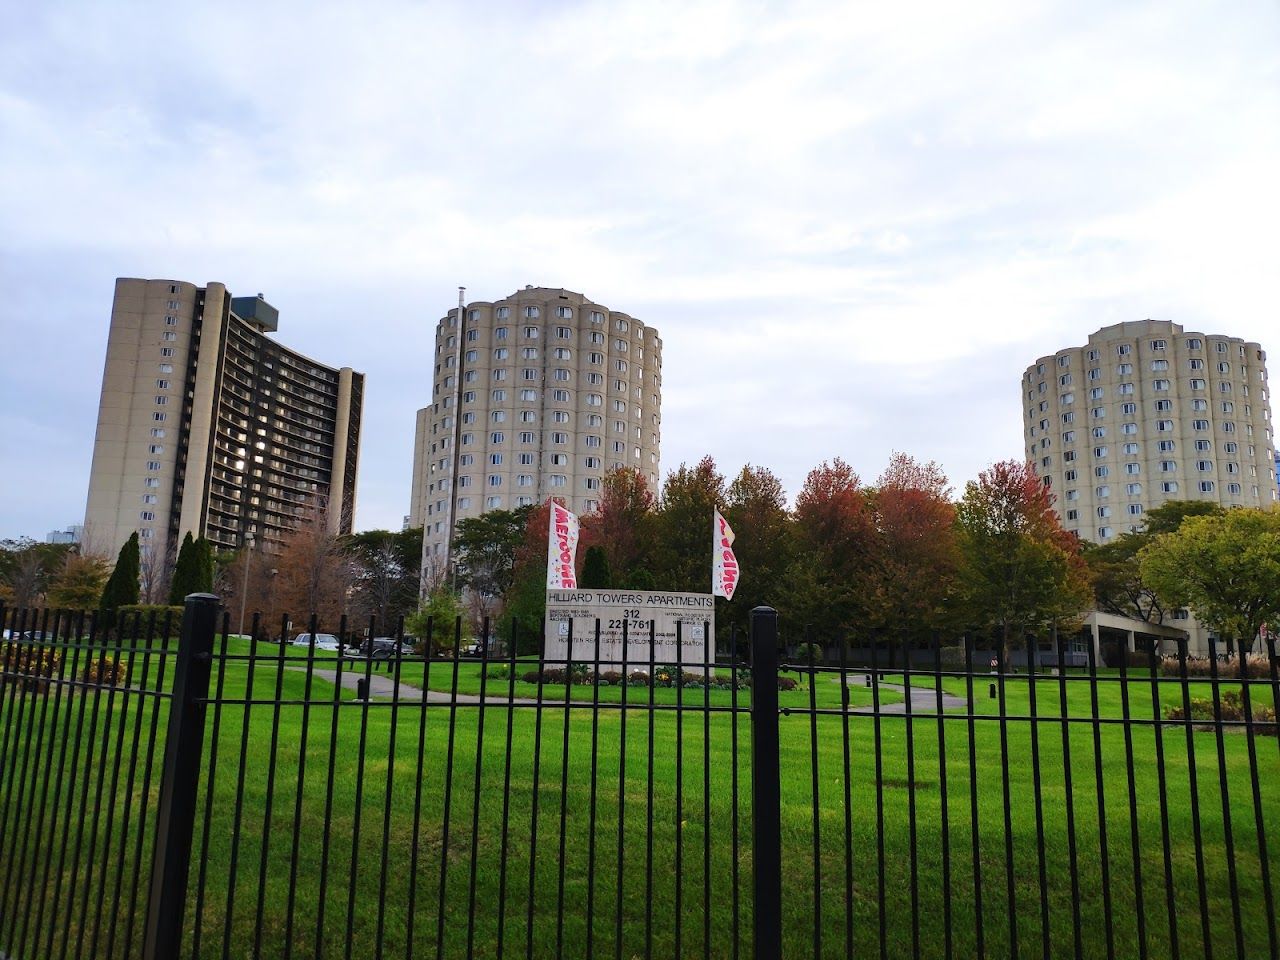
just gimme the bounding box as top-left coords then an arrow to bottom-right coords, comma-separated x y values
1,596 -> 1278,959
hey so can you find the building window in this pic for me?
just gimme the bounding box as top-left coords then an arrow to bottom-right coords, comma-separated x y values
1153,379 -> 1170,391
486,496 -> 503,508
1066,509 -> 1079,521
1150,339 -> 1167,351
1199,481 -> 1215,492
1127,504 -> 1143,516
1095,466 -> 1109,477
1090,387 -> 1104,400
1092,426 -> 1106,438
488,475 -> 502,487
1121,422 -> 1137,435
153,412 -> 166,422
1157,420 -> 1173,432
162,331 -> 177,341
1125,463 -> 1140,475
1062,431 -> 1075,443
1094,446 -> 1108,459
1062,412 -> 1075,424
1118,383 -> 1135,395
523,306 -> 540,319
553,411 -> 570,423
151,428 -> 165,438
549,475 -> 566,487
459,476 -> 472,488
1065,489 -> 1079,501
519,431 -> 535,443
1161,481 -> 1179,493
490,432 -> 505,444
1091,407 -> 1105,419
1117,344 -> 1131,356
1126,483 -> 1142,495
519,410 -> 536,423
1088,368 -> 1101,381
1122,443 -> 1139,455
1160,460 -> 1176,472
1193,419 -> 1209,431
522,347 -> 538,359
1121,402 -> 1136,415
144,478 -> 160,488
1227,482 -> 1242,494
1097,506 -> 1111,518
586,436 -> 601,448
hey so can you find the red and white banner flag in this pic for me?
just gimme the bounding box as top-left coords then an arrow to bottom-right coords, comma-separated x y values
712,509 -> 739,600
546,500 -> 580,590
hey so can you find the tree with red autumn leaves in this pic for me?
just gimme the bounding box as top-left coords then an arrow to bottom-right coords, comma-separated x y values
954,459 -> 1091,668
867,453 -> 961,647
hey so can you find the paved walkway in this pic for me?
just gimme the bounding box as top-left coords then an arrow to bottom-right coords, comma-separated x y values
291,668 -> 968,714
840,673 -> 968,715
293,667 -> 543,705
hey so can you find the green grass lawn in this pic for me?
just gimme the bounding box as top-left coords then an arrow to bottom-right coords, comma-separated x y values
1,637 -> 1278,959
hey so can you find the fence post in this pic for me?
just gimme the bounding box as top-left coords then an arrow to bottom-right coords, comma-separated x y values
750,606 -> 782,960
142,592 -> 219,960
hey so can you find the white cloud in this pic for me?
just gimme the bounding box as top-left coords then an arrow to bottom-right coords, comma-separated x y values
1,0 -> 1277,536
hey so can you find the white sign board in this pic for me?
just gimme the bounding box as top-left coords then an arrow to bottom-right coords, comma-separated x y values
544,589 -> 714,670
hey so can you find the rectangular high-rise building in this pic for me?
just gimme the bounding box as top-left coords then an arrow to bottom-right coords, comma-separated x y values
85,278 -> 364,562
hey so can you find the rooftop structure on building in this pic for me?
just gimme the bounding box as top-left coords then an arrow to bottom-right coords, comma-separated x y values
84,278 -> 363,564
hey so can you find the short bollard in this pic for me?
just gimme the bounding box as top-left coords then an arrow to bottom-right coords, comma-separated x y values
356,677 -> 370,700
989,682 -> 997,699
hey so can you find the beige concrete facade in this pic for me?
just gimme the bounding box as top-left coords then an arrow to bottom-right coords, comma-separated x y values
1024,319 -> 1276,654
85,278 -> 364,564
411,286 -> 662,577
1023,319 -> 1275,538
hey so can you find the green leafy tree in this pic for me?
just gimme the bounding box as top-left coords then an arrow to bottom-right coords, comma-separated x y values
1140,507 -> 1280,658
504,500 -> 556,652
721,464 -> 793,639
168,533 -> 214,604
652,456 -> 726,593
1083,500 -> 1223,623
580,545 -> 612,589
346,527 -> 423,631
405,587 -> 465,654
453,505 -> 536,598
99,533 -> 141,615
955,460 -> 1091,668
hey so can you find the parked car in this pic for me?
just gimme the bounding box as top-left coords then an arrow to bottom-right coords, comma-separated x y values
359,637 -> 400,660
290,632 -> 341,652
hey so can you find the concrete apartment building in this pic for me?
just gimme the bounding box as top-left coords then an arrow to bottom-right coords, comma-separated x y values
410,286 -> 662,575
85,278 -> 363,564
1024,319 -> 1275,538
1024,319 -> 1275,654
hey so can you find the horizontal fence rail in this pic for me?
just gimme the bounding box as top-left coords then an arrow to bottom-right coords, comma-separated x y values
1,598 -> 1278,959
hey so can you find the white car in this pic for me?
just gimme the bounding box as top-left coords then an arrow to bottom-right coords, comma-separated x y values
290,632 -> 341,651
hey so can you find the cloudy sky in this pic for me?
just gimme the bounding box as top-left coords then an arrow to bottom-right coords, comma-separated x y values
2,0 -> 1277,540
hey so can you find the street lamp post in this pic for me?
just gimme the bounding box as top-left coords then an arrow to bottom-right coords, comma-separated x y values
238,532 -> 255,637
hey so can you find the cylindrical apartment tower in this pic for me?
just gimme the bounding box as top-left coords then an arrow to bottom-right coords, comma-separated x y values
411,286 -> 663,578
1023,319 -> 1275,543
